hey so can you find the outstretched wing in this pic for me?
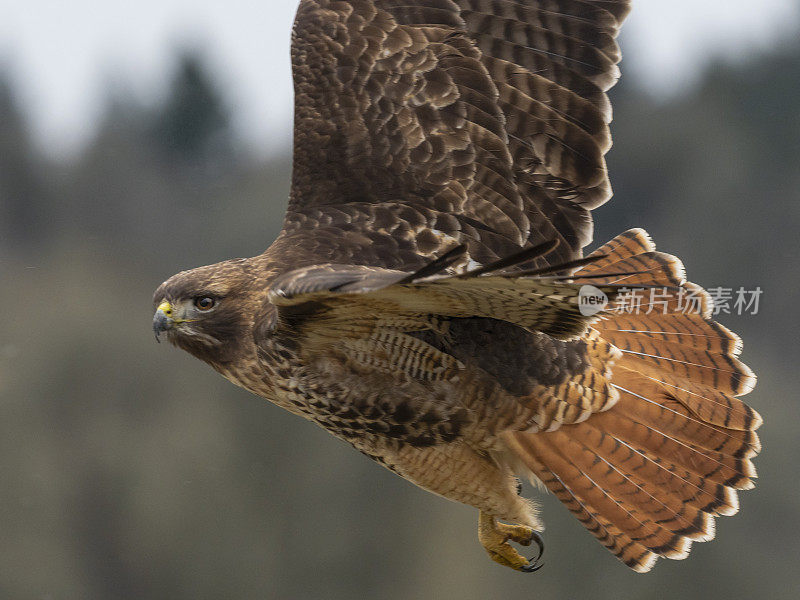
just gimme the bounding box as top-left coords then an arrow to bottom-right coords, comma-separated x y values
275,0 -> 631,272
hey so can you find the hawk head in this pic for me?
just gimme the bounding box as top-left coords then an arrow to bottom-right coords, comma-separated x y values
152,259 -> 258,366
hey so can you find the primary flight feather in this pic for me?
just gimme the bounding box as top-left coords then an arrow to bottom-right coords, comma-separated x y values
152,0 -> 760,573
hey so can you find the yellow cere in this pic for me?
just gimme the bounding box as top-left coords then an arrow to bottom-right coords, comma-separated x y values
157,301 -> 173,316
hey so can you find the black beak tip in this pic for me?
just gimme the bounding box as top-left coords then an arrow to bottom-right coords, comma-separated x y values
153,313 -> 170,343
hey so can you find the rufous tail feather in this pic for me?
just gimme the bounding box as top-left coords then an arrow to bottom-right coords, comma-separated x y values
505,229 -> 760,572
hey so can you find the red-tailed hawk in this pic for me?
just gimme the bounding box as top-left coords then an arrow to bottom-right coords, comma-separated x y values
153,0 -> 760,573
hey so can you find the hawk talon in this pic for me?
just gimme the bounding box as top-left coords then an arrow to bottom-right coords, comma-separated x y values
529,530 -> 545,561
517,531 -> 545,573
522,560 -> 544,573
478,511 -> 545,573
520,532 -> 545,573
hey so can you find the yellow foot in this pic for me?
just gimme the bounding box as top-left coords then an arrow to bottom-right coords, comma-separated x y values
478,511 -> 544,573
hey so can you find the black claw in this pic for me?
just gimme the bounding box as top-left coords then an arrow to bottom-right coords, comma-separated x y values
530,531 -> 545,563
518,531 -> 545,573
521,560 -> 544,573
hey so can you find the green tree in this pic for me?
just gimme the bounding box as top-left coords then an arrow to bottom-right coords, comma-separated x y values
150,50 -> 231,166
0,69 -> 47,248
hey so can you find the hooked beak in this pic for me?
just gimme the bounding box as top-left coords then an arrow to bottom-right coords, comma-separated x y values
153,300 -> 174,343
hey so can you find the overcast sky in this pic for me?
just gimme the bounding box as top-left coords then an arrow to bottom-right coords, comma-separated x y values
1,0 -> 798,157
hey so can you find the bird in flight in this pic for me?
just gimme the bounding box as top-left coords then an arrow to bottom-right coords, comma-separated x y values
153,0 -> 760,573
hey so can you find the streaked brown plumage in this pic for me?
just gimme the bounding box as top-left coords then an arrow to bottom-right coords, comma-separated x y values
152,0 -> 760,573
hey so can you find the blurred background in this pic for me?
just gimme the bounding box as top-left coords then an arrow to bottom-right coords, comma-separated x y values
1,1 -> 799,598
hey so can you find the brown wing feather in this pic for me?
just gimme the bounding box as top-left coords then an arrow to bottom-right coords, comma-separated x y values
284,0 -> 631,271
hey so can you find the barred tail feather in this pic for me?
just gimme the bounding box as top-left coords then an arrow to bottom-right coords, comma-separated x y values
506,229 -> 761,572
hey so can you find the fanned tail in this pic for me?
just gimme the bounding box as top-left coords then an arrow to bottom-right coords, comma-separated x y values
505,229 -> 761,572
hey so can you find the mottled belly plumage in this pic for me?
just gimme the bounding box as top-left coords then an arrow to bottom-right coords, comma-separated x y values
240,317 -> 591,456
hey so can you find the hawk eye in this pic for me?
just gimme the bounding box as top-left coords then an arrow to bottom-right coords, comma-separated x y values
194,296 -> 216,311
